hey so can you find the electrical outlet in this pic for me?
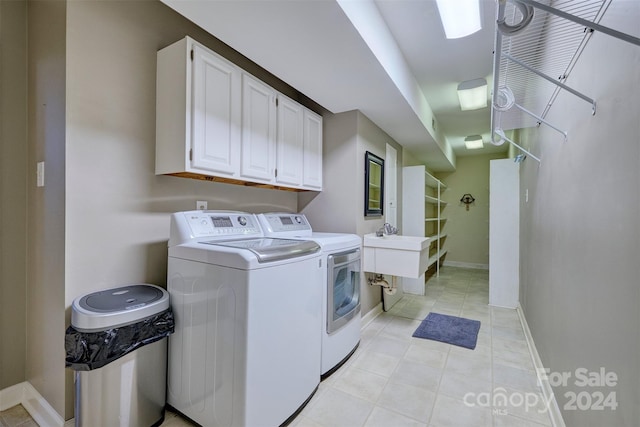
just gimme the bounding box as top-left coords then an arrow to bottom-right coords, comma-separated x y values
196,200 -> 208,210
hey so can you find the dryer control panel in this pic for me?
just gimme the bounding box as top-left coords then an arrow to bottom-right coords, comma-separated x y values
258,213 -> 312,235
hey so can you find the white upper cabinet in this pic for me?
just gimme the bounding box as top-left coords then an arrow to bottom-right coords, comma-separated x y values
241,73 -> 277,182
302,109 -> 323,190
275,94 -> 304,187
156,37 -> 241,178
191,43 -> 241,176
156,37 -> 322,191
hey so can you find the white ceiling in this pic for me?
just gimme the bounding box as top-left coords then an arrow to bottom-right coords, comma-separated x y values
161,0 -> 507,171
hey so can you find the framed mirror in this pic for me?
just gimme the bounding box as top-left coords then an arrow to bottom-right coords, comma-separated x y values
364,151 -> 384,216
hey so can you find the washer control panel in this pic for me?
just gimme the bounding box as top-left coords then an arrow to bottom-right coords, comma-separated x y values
185,212 -> 261,238
258,213 -> 312,234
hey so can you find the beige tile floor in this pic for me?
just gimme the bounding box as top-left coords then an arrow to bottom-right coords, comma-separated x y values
0,405 -> 38,427
1,267 -> 552,427
162,266 -> 553,427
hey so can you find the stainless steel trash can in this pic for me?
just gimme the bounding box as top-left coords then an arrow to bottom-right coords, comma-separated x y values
68,284 -> 171,427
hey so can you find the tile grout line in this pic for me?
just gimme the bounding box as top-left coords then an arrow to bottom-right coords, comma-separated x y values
489,295 -> 497,427
423,272 -> 473,427
363,315 -> 416,426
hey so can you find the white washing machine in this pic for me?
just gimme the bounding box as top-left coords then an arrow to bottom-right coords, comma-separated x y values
257,213 -> 361,377
167,211 -> 323,427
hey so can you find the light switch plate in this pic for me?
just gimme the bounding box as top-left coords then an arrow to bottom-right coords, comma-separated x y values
37,161 -> 45,187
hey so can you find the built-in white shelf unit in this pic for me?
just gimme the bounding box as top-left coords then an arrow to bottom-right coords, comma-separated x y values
402,165 -> 447,295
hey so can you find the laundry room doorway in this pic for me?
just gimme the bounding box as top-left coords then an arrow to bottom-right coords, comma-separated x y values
382,143 -> 403,310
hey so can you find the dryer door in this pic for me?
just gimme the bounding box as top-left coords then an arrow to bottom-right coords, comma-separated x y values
327,249 -> 361,334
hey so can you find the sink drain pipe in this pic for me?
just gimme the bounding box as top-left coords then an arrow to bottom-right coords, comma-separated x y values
368,274 -> 397,295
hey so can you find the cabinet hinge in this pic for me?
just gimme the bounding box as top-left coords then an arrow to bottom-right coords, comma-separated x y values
190,49 -> 194,61
275,97 -> 279,107
275,168 -> 278,178
189,149 -> 193,161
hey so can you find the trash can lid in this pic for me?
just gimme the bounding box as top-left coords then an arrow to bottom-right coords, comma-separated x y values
71,284 -> 169,331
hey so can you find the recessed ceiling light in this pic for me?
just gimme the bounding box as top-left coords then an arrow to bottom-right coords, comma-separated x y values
457,78 -> 488,111
436,0 -> 482,39
464,135 -> 484,150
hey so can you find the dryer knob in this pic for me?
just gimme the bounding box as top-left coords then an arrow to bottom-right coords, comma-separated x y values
237,216 -> 248,226
294,216 -> 303,224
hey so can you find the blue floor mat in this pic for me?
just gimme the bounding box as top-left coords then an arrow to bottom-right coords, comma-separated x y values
412,312 -> 481,349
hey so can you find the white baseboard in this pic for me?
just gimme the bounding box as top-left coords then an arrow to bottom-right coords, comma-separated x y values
442,260 -> 489,270
361,302 -> 383,329
0,382 -> 23,411
489,303 -> 519,310
516,304 -> 566,427
0,382 -> 65,427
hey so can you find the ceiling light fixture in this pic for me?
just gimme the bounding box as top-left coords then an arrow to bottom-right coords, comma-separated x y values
464,135 -> 484,150
436,0 -> 482,39
457,78 -> 488,111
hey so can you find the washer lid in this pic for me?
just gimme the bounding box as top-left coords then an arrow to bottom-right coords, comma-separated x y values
202,238 -> 320,263
72,284 -> 169,331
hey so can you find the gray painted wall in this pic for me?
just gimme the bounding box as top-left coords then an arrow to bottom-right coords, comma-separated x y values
0,0 -> 28,392
519,2 -> 640,425
300,110 -> 405,317
437,153 -> 507,268
27,0 -> 67,415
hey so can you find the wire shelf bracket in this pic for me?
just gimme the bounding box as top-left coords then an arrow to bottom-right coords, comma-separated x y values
491,0 -> 640,163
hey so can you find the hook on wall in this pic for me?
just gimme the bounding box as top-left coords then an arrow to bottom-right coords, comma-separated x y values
460,194 -> 476,211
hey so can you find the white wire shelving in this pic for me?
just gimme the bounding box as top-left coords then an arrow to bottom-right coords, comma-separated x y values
490,0 -> 640,162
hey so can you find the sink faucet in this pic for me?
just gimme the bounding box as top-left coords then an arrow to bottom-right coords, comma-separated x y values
376,223 -> 398,237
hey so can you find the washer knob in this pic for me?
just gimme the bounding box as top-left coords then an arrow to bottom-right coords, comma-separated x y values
294,216 -> 303,224
237,216 -> 247,226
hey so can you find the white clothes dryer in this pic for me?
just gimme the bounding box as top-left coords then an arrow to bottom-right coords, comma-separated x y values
167,211 -> 322,427
257,213 -> 361,377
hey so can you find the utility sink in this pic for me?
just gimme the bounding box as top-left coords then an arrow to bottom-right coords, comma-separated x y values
363,234 -> 431,279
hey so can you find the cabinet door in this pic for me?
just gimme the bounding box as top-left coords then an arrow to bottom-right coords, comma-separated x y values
276,94 -> 304,187
241,73 -> 276,182
191,44 -> 241,176
302,109 -> 323,190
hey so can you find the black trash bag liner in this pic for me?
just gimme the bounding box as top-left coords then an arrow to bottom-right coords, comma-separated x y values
65,308 -> 174,371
